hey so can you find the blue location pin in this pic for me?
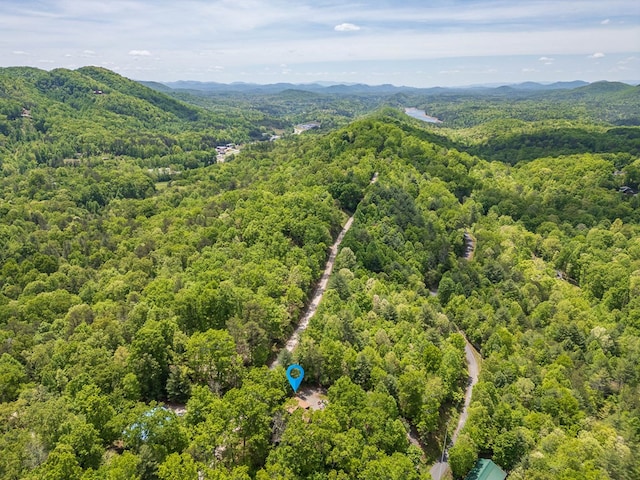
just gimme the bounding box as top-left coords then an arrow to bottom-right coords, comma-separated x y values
286,364 -> 305,393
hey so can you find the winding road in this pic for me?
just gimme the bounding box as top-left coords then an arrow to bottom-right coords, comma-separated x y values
268,174 -> 481,480
429,232 -> 480,480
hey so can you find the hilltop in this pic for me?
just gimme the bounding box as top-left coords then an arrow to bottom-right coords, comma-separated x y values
0,66 -> 278,173
0,67 -> 638,480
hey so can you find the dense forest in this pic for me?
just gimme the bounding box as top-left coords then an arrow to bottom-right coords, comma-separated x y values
0,67 -> 638,479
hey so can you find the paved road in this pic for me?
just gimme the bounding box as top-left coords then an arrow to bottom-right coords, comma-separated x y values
429,338 -> 481,480
463,231 -> 476,260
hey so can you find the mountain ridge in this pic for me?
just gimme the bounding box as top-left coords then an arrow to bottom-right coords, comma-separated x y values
148,79 -> 624,95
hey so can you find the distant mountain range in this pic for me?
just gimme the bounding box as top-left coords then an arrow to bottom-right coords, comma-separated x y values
502,80 -> 589,90
150,80 -> 410,95
138,79 -> 638,96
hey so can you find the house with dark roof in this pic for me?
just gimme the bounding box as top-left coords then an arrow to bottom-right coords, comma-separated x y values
464,459 -> 507,480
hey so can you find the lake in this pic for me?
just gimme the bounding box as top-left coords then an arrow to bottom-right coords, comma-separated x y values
404,107 -> 442,124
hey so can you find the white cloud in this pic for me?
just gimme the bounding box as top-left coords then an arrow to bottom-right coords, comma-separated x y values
1,0 -> 639,86
334,23 -> 360,32
590,52 -> 605,58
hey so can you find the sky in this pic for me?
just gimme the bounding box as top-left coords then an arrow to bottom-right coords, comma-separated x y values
1,0 -> 639,87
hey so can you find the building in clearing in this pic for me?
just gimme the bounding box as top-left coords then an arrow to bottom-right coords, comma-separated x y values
293,122 -> 320,134
464,459 -> 507,480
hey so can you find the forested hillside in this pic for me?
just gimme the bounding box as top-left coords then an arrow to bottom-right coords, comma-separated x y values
0,68 -> 639,480
0,67 -> 278,175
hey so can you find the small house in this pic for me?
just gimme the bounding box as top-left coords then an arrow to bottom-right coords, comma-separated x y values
464,459 -> 507,480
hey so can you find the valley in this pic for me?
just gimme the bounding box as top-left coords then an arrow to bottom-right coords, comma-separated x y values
0,67 -> 638,480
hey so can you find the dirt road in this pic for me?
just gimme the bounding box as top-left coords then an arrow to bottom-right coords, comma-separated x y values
268,216 -> 354,368
266,172 -> 481,480
269,172 -> 378,369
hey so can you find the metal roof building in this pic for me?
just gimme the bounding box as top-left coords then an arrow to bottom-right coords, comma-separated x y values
464,459 -> 507,480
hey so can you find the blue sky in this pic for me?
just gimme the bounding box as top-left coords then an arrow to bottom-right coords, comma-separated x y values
1,0 -> 638,86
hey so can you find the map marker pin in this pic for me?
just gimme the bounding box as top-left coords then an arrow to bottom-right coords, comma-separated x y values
286,364 -> 305,393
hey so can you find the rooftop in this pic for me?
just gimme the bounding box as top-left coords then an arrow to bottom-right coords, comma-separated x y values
465,459 -> 507,480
